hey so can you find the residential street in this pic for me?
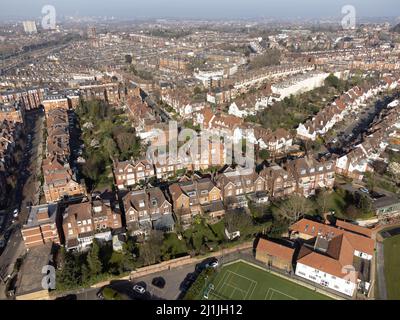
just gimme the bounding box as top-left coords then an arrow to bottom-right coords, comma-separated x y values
0,109 -> 45,298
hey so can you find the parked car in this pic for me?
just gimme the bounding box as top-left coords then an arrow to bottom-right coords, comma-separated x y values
152,277 -> 166,289
13,209 -> 19,218
359,187 -> 369,194
133,285 -> 146,294
205,258 -> 219,269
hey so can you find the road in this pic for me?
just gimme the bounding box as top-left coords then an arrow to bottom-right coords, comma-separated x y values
144,96 -> 171,123
0,108 -> 45,298
326,94 -> 396,155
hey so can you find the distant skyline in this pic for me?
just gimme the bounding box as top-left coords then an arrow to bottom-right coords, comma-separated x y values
0,0 -> 400,20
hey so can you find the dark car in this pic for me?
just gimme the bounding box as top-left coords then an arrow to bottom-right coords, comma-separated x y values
152,277 -> 166,289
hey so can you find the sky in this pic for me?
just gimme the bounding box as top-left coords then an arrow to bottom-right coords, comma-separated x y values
0,0 -> 399,20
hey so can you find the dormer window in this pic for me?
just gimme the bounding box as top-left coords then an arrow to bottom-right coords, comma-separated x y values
151,199 -> 158,206
319,166 -> 323,172
139,200 -> 145,208
93,206 -> 102,213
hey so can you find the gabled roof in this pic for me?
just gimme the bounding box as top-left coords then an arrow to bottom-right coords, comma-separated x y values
257,238 -> 295,262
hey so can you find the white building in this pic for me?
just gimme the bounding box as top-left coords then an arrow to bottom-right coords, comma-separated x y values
271,72 -> 329,100
23,21 -> 37,34
291,219 -> 375,297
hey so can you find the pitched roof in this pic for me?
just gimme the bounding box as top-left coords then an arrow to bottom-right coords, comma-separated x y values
257,239 -> 295,262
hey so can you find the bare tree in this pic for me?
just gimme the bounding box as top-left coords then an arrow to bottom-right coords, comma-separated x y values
316,189 -> 332,215
274,194 -> 314,223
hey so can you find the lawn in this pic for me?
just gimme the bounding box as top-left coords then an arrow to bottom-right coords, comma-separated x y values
383,234 -> 400,300
201,261 -> 332,300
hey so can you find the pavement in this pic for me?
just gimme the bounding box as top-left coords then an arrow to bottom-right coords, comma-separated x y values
376,241 -> 388,300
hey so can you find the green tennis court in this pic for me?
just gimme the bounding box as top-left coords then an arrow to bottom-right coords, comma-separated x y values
203,261 -> 332,300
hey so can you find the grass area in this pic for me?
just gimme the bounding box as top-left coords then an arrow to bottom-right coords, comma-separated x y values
320,188 -> 376,221
162,233 -> 188,258
102,287 -> 130,300
383,234 -> 400,299
200,261 -> 332,300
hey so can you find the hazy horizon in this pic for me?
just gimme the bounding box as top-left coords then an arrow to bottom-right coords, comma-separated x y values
0,0 -> 399,21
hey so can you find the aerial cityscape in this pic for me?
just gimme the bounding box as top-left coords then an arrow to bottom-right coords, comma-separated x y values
1,0 -> 400,305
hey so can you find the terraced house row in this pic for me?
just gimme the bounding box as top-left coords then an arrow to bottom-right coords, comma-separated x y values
297,75 -> 400,141
335,99 -> 400,181
42,108 -> 86,203
112,154 -> 335,235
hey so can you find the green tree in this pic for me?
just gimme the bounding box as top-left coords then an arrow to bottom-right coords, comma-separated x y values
259,149 -> 270,160
87,240 -> 103,275
324,74 -> 342,90
364,172 -> 376,192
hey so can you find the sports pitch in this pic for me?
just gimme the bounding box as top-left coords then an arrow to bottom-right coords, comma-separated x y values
202,261 -> 332,300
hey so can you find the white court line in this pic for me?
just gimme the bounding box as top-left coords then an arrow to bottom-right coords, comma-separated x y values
225,270 -> 257,300
245,281 -> 257,300
264,288 -> 272,300
214,270 -> 230,294
268,288 -> 298,300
